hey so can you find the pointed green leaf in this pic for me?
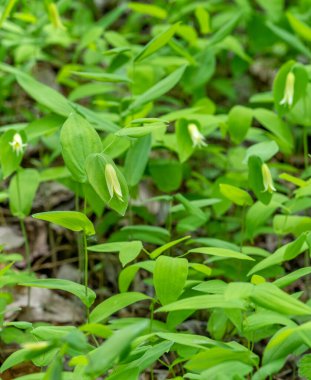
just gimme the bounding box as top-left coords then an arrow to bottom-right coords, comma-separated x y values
127,65 -> 187,112
219,184 -> 253,206
273,267 -> 311,288
20,278 -> 96,308
135,23 -> 179,62
88,241 -> 142,267
150,235 -> 191,259
189,247 -> 255,261
60,113 -> 102,183
156,294 -> 245,313
124,135 -> 151,186
248,156 -> 272,205
85,153 -> 129,216
253,108 -> 293,154
251,282 -> 311,315
154,256 -> 188,305
32,211 -> 95,236
16,72 -> 73,116
89,292 -> 151,324
0,130 -> 25,178
228,106 -> 253,144
71,71 -> 131,83
175,118 -> 195,162
85,320 -> 148,377
9,169 -> 40,218
128,2 -> 167,19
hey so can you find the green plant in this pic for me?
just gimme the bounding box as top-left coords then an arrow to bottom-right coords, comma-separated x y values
0,1 -> 311,379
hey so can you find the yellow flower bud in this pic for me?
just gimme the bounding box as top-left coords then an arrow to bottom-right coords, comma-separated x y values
105,164 -> 123,201
47,2 -> 65,30
22,341 -> 49,350
279,71 -> 295,107
9,133 -> 27,155
261,163 -> 276,193
187,123 -> 207,148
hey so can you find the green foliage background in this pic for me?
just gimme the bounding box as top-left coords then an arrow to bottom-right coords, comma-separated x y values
0,0 -> 311,379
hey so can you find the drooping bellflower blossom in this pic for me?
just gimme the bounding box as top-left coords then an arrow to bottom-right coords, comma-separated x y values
187,123 -> 207,148
261,163 -> 276,193
280,71 -> 295,107
105,164 -> 123,201
9,133 -> 27,155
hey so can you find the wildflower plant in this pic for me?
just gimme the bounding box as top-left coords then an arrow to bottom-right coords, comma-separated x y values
9,133 -> 27,155
0,1 -> 310,380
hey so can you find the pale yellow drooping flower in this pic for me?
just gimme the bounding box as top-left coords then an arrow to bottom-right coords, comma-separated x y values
261,163 -> 276,193
22,341 -> 49,350
280,72 -> 295,107
9,133 -> 27,155
105,164 -> 123,201
187,123 -> 207,148
47,2 -> 65,30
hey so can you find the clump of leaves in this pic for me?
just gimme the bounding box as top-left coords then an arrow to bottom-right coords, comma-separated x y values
0,1 -> 311,379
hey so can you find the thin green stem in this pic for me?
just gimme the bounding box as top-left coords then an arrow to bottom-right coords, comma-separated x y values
149,300 -> 155,334
20,218 -> 31,307
240,204 -> 247,252
83,231 -> 88,297
75,190 -> 83,283
48,226 -> 57,278
16,170 -> 31,305
83,194 -> 87,215
166,200 -> 173,235
303,125 -> 308,170
20,218 -> 30,273
82,230 -> 89,321
16,172 -> 30,271
149,300 -> 156,379
305,247 -> 311,298
166,200 -> 173,255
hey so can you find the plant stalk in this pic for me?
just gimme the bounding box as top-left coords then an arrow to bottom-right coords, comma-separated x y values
303,125 -> 309,170
82,230 -> 89,321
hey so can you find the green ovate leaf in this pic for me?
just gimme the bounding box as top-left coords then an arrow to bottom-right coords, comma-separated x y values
127,65 -> 187,112
208,12 -> 241,46
251,282 -> 311,316
124,135 -> 151,186
176,119 -> 195,162
153,255 -> 188,305
16,71 -> 73,116
0,130 -> 25,178
219,184 -> 253,206
9,169 -> 40,219
228,105 -> 253,144
287,12 -> 311,42
20,279 -> 96,308
248,156 -> 273,205
84,320 -> 148,377
88,241 -> 142,267
135,23 -> 180,62
128,2 -> 167,19
60,113 -> 102,183
89,292 -> 150,324
189,247 -> 255,261
85,153 -> 129,215
71,71 -> 131,83
149,159 -> 183,192
273,61 -> 309,115
32,211 -> 95,236
150,235 -> 191,259
298,354 -> 311,380
156,294 -> 245,313
253,108 -> 293,154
